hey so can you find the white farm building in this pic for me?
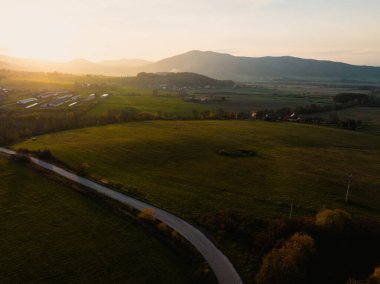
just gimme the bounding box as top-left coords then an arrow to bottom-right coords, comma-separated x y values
17,98 -> 37,105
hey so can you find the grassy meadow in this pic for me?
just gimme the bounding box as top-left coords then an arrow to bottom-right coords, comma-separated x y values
15,120 -> 380,220
0,157 -> 197,284
89,84 -> 354,115
86,92 -> 210,117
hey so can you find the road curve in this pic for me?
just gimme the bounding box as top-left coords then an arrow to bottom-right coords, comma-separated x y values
0,148 -> 243,284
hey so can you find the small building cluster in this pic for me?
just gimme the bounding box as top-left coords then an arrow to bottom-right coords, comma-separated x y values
0,87 -> 10,100
14,90 -> 110,109
17,97 -> 37,105
157,84 -> 217,91
183,95 -> 226,103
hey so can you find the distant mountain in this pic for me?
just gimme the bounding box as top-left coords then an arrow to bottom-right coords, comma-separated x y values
1,51 -> 380,82
0,60 -> 12,69
0,55 -> 150,76
100,58 -> 151,68
138,50 -> 380,82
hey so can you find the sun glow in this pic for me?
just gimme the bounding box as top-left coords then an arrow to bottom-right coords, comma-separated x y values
1,0 -> 380,64
1,0 -> 85,61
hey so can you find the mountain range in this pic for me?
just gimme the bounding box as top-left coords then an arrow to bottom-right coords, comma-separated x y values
1,50 -> 380,83
0,55 -> 151,77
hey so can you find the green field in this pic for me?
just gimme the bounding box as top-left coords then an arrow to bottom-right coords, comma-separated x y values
186,83 -> 369,112
88,84 -> 351,115
0,157 -> 195,284
15,120 -> 380,220
86,93 -> 210,117
2,70 -> 374,118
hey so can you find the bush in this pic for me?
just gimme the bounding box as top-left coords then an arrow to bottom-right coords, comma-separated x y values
11,151 -> 31,163
255,232 -> 317,284
35,149 -> 53,159
77,162 -> 90,176
157,222 -> 171,234
316,209 -> 352,231
370,266 -> 380,284
171,230 -> 180,240
138,208 -> 155,222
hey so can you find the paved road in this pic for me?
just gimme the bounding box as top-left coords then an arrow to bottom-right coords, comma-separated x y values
0,147 -> 243,284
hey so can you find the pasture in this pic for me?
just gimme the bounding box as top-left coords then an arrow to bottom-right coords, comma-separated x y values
15,120 -> 380,220
85,92 -> 210,117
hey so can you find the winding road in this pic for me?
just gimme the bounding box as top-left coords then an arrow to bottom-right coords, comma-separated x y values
0,147 -> 243,284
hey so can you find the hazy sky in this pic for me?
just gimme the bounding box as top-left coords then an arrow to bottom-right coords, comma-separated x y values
1,0 -> 380,65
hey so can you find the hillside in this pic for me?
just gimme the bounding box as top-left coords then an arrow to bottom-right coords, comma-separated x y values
15,120 -> 380,220
123,72 -> 235,89
139,50 -> 380,82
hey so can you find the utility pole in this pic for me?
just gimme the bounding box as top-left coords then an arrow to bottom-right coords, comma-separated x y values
345,174 -> 352,203
289,200 -> 294,219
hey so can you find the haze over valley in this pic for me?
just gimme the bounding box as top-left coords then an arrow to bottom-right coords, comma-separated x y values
2,50 -> 380,83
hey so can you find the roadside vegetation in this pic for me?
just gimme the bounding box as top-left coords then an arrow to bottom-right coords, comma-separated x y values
199,208 -> 380,283
0,158 -> 205,283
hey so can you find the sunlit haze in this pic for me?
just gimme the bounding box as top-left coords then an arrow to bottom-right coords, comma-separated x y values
1,0 -> 380,65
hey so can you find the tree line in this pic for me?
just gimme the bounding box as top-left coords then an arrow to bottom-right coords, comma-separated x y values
0,107 -> 152,145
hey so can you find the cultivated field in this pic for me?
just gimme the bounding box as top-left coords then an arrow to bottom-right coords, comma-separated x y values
0,157 -> 196,284
15,120 -> 380,220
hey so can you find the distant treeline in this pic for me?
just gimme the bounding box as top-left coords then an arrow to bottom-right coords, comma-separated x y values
257,102 -> 354,118
0,104 -> 368,145
255,104 -> 364,130
0,107 -> 154,145
333,93 -> 376,104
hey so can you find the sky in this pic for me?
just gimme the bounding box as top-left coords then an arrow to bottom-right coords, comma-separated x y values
1,0 -> 380,65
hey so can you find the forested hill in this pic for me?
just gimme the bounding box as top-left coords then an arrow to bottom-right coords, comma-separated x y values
123,72 -> 235,89
138,50 -> 380,82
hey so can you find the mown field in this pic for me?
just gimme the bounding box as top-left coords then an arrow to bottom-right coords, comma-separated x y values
15,120 -> 380,220
0,157 -> 196,284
